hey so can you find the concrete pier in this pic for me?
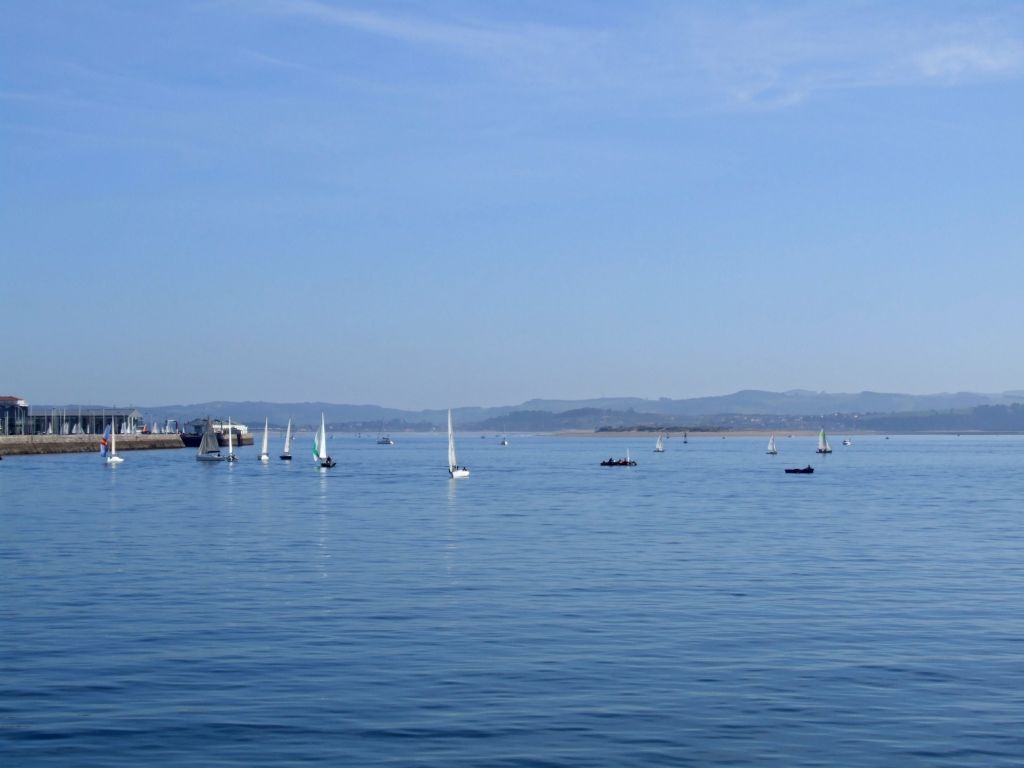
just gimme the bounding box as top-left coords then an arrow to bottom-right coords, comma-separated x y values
0,434 -> 185,456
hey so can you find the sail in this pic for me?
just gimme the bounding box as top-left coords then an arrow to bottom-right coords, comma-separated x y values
227,419 -> 234,456
818,429 -> 830,452
283,419 -> 292,453
655,434 -> 664,451
198,424 -> 220,455
768,434 -> 776,452
110,427 -> 117,457
261,418 -> 269,455
314,413 -> 329,461
447,409 -> 458,470
100,425 -> 111,456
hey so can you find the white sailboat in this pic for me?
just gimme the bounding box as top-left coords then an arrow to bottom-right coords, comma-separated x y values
654,434 -> 665,453
280,418 -> 292,460
448,409 -> 469,478
196,420 -> 225,462
766,433 -> 778,455
816,428 -> 832,454
314,413 -> 335,468
257,417 -> 270,462
101,423 -> 124,464
226,418 -> 238,462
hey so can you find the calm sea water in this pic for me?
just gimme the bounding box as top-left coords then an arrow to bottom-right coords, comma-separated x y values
2,434 -> 1023,766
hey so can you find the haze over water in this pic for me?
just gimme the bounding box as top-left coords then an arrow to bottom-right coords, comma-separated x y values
3,434 -> 1023,766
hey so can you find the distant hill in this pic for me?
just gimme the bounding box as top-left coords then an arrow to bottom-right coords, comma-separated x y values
42,390 -> 1024,432
515,390 -> 1015,417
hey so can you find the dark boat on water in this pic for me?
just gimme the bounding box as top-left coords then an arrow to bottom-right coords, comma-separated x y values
785,465 -> 814,474
601,451 -> 637,467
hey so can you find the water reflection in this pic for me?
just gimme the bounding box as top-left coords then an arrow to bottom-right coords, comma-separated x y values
444,476 -> 460,582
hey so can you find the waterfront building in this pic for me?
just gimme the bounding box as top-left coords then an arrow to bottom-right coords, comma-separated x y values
1,396 -> 29,435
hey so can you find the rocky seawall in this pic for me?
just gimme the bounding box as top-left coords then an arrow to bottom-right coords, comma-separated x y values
0,434 -> 185,456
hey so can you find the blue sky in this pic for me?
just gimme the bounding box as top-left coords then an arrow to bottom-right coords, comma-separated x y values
3,1 -> 1023,409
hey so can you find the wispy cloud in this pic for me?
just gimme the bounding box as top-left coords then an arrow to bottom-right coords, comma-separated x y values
246,0 -> 600,60
674,4 -> 1024,109
914,40 -> 1024,80
232,1 -> 1024,111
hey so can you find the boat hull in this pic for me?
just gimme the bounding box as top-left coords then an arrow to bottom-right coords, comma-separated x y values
449,468 -> 470,479
105,456 -> 124,464
280,454 -> 292,461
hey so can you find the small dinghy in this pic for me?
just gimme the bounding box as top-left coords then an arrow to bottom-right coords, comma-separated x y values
601,449 -> 637,467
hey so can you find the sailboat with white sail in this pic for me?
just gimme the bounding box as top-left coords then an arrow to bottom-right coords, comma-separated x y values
196,420 -> 225,462
100,423 -> 124,464
257,418 -> 270,462
280,418 -> 292,460
766,433 -> 778,455
226,418 -> 238,462
654,433 -> 666,453
314,413 -> 335,468
816,429 -> 832,454
448,409 -> 469,478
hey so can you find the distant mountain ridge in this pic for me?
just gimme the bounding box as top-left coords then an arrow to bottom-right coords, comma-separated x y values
91,390 -> 1024,431
514,390 -> 1014,416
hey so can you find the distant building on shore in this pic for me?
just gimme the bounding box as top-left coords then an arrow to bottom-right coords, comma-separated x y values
0,395 -> 142,436
1,396 -> 29,435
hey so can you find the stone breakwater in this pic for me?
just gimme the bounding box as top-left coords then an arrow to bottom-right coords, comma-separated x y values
0,434 -> 185,456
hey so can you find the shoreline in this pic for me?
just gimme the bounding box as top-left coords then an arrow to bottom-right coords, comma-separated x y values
554,430 -> 821,438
